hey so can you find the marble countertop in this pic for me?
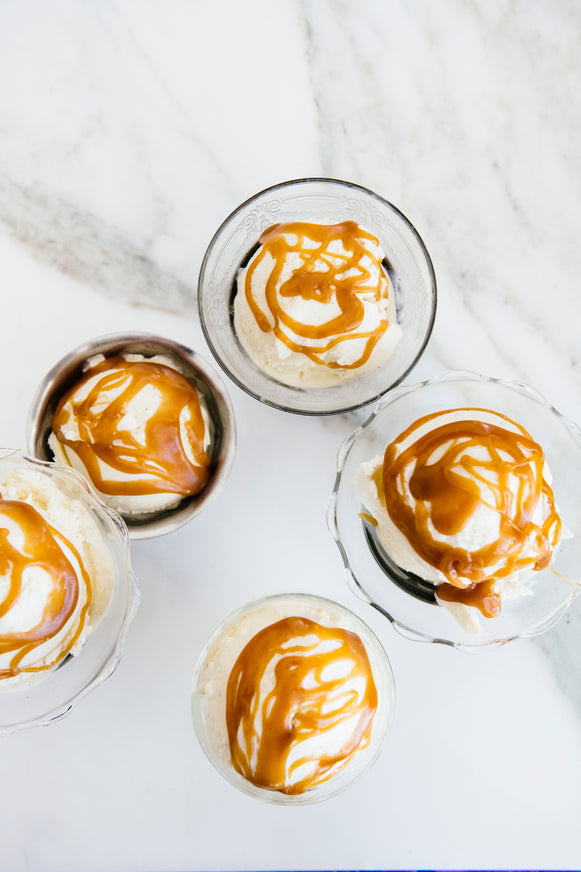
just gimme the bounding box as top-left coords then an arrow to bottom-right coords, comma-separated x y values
1,2 -> 581,870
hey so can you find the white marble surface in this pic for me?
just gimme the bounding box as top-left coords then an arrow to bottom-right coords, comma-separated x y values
1,1 -> 581,870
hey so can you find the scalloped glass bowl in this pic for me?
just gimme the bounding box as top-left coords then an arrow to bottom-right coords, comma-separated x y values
27,332 -> 236,539
191,593 -> 395,804
328,372 -> 581,651
198,177 -> 437,415
0,452 -> 139,735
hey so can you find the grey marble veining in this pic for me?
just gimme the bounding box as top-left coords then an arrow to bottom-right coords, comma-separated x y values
0,172 -> 197,313
300,0 -> 581,408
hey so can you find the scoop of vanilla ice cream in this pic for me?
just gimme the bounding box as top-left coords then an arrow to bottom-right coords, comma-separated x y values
0,461 -> 113,689
195,597 -> 392,795
359,408 -> 562,633
233,222 -> 402,387
49,353 -> 212,517
228,625 -> 373,791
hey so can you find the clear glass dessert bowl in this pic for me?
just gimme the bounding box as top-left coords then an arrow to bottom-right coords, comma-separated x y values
191,593 -> 395,804
328,371 -> 581,651
0,451 -> 139,735
27,332 -> 236,539
198,178 -> 436,415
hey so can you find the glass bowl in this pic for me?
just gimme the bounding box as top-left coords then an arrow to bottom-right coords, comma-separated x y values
327,371 -> 581,652
191,593 -> 395,804
0,451 -> 139,735
27,332 -> 236,539
198,178 -> 436,415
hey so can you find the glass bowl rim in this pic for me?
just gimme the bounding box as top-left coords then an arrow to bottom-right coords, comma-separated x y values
197,176 -> 437,416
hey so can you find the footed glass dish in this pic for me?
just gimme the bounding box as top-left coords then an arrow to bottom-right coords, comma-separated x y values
328,372 -> 581,651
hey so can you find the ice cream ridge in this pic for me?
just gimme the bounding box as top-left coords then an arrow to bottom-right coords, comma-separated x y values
360,408 -> 562,629
49,354 -> 212,517
234,220 -> 402,387
226,616 -> 378,795
0,464 -> 112,687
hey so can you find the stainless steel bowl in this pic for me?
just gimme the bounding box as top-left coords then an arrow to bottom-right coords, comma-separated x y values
27,332 -> 236,539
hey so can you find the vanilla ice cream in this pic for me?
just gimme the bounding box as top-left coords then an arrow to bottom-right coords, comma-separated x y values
194,595 -> 393,798
0,458 -> 113,689
49,353 -> 212,517
233,221 -> 402,387
359,408 -> 563,632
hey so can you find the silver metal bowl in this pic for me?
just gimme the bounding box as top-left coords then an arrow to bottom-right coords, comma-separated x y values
27,332 -> 236,539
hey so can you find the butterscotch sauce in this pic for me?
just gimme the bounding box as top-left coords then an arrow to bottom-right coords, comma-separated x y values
226,616 -> 377,795
244,221 -> 391,370
381,409 -> 561,618
436,577 -> 502,618
359,512 -> 378,527
0,498 -> 91,679
52,357 -> 210,497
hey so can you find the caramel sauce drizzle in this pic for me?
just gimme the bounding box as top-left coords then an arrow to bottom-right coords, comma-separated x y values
0,498 -> 91,679
359,511 -> 378,527
226,616 -> 378,795
381,409 -> 561,618
244,221 -> 391,370
53,357 -> 210,497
